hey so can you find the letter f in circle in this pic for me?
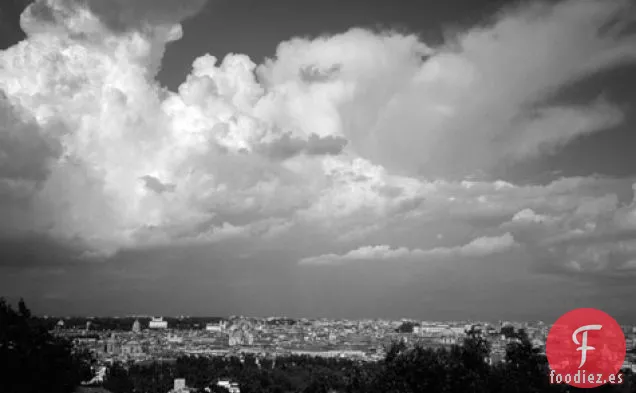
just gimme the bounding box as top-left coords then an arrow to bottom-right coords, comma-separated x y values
572,324 -> 602,368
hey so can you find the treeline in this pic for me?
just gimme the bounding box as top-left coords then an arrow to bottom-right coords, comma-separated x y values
103,335 -> 636,393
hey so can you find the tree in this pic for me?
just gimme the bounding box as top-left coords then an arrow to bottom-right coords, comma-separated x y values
396,322 -> 415,333
103,363 -> 134,393
0,298 -> 91,393
500,325 -> 515,339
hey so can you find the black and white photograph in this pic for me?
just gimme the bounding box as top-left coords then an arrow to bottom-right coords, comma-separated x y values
1,0 -> 635,392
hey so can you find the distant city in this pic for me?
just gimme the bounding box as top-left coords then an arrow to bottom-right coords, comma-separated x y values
45,314 -> 636,388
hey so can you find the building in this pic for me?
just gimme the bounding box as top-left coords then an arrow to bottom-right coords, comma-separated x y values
105,333 -> 119,355
168,379 -> 192,393
449,327 -> 466,336
228,323 -> 254,346
416,324 -> 450,335
132,319 -> 141,333
121,340 -> 143,355
229,329 -> 254,346
149,317 -> 168,329
167,333 -> 183,343
205,321 -> 225,333
438,333 -> 458,345
217,380 -> 240,393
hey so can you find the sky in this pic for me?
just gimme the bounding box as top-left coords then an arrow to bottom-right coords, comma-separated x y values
0,0 -> 635,323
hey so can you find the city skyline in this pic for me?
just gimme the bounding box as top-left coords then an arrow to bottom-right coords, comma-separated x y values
20,311 -> 636,328
28,312 -> 550,325
0,0 -> 635,323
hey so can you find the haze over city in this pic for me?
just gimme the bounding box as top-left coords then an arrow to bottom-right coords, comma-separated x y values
0,0 -> 635,323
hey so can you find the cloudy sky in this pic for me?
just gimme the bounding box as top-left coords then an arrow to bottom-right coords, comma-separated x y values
0,0 -> 635,322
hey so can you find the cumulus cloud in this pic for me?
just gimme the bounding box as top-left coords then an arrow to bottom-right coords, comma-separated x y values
257,0 -> 636,178
493,185 -> 636,276
421,233 -> 518,259
510,209 -> 556,224
0,0 -> 635,269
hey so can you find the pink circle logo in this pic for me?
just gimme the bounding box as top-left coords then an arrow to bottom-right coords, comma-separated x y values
546,308 -> 626,388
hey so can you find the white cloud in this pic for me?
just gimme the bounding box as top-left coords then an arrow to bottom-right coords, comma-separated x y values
298,233 -> 517,265
492,186 -> 636,275
298,245 -> 424,266
257,0 -> 636,178
0,0 -> 635,268
511,209 -> 555,224
419,233 -> 518,259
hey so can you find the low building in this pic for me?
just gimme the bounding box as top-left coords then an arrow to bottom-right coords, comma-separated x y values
206,322 -> 224,333
438,334 -> 457,345
217,380 -> 240,393
417,324 -> 450,335
168,378 -> 193,393
121,340 -> 143,355
167,333 -> 183,343
149,317 -> 168,329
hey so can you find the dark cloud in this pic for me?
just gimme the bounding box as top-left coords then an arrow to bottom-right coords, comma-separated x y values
0,235 -> 88,268
24,0 -> 207,34
80,0 -> 208,32
299,64 -> 341,83
258,133 -> 348,160
545,228 -> 636,247
305,134 -> 348,155
23,0 -> 55,23
139,175 -> 175,194
0,94 -> 62,188
258,133 -> 305,160
387,196 -> 427,216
